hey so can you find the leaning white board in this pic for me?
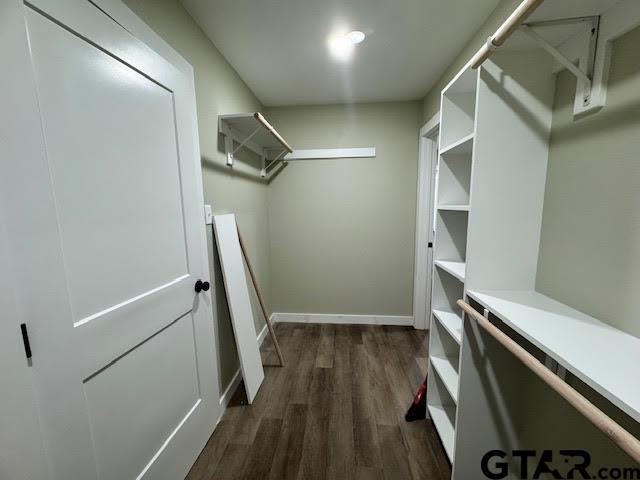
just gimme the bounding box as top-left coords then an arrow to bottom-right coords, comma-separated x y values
213,214 -> 264,403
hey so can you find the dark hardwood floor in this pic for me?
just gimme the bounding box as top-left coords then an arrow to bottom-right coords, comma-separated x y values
186,323 -> 452,480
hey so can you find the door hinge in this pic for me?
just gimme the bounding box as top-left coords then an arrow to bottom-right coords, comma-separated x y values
20,323 -> 32,360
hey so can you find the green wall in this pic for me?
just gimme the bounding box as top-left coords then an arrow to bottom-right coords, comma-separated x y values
536,25 -> 640,339
265,102 -> 422,316
124,0 -> 269,395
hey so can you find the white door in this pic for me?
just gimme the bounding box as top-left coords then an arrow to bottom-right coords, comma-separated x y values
1,1 -> 220,479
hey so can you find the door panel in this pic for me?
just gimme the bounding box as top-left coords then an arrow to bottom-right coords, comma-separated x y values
2,1 -> 220,478
28,8 -> 189,323
84,315 -> 200,480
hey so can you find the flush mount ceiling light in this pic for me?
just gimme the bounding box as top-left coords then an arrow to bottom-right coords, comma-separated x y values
347,30 -> 366,44
328,30 -> 366,61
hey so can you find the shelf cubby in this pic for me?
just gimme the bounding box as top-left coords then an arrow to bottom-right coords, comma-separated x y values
438,151 -> 472,207
431,355 -> 460,403
432,309 -> 462,345
434,210 -> 468,264
432,265 -> 465,316
427,368 -> 457,462
440,69 -> 477,149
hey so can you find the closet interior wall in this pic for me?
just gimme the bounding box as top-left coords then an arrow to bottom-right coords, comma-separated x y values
264,102 -> 422,317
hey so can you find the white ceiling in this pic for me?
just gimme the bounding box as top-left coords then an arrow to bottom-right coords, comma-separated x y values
180,0 -> 503,106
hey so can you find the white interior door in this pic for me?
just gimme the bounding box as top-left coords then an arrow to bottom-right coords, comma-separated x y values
1,1 -> 220,478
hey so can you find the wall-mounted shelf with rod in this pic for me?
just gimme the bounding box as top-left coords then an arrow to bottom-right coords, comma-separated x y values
219,112 -> 293,177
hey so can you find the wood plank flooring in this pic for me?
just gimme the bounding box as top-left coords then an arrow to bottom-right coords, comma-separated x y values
187,323 -> 451,480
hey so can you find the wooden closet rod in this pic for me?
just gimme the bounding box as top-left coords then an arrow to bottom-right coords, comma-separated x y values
254,112 -> 293,153
457,300 -> 640,464
470,0 -> 545,69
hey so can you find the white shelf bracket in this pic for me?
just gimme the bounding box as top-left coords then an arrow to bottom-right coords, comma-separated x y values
521,0 -> 640,116
260,151 -> 267,178
224,134 -> 234,166
226,125 -> 262,167
263,148 -> 288,177
520,24 -> 594,108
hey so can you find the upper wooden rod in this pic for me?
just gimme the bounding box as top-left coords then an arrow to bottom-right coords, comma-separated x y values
457,300 -> 640,465
470,0 -> 545,69
254,112 -> 293,153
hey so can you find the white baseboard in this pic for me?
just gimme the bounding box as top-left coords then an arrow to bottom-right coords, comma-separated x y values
256,320 -> 269,345
219,369 -> 242,408
271,312 -> 414,326
219,321 -> 270,407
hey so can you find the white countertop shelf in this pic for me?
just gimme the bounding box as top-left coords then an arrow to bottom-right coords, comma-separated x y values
432,309 -> 463,344
435,260 -> 466,283
466,289 -> 640,423
431,355 -> 459,403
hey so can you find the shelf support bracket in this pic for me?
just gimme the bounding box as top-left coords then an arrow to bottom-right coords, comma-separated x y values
264,149 -> 288,176
520,25 -> 593,105
226,125 -> 262,167
224,135 -> 234,166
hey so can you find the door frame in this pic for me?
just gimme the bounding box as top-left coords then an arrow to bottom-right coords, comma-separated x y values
412,113 -> 440,330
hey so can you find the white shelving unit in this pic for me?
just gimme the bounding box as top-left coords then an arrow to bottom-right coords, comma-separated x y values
424,2 -> 640,477
435,17 -> 640,475
426,67 -> 476,463
219,112 -> 293,177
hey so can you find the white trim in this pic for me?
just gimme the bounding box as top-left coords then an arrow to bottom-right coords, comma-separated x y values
283,147 -> 376,160
272,313 -> 413,326
412,113 -> 440,330
219,322 -> 269,408
218,370 -> 243,408
420,113 -> 440,137
256,321 -> 269,345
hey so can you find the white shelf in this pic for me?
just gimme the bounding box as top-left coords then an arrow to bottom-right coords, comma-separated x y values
466,289 -> 640,423
219,112 -> 291,152
435,260 -> 466,283
219,112 -> 292,173
432,309 -> 462,344
437,204 -> 470,212
427,404 -> 455,462
431,356 -> 459,403
440,133 -> 474,156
